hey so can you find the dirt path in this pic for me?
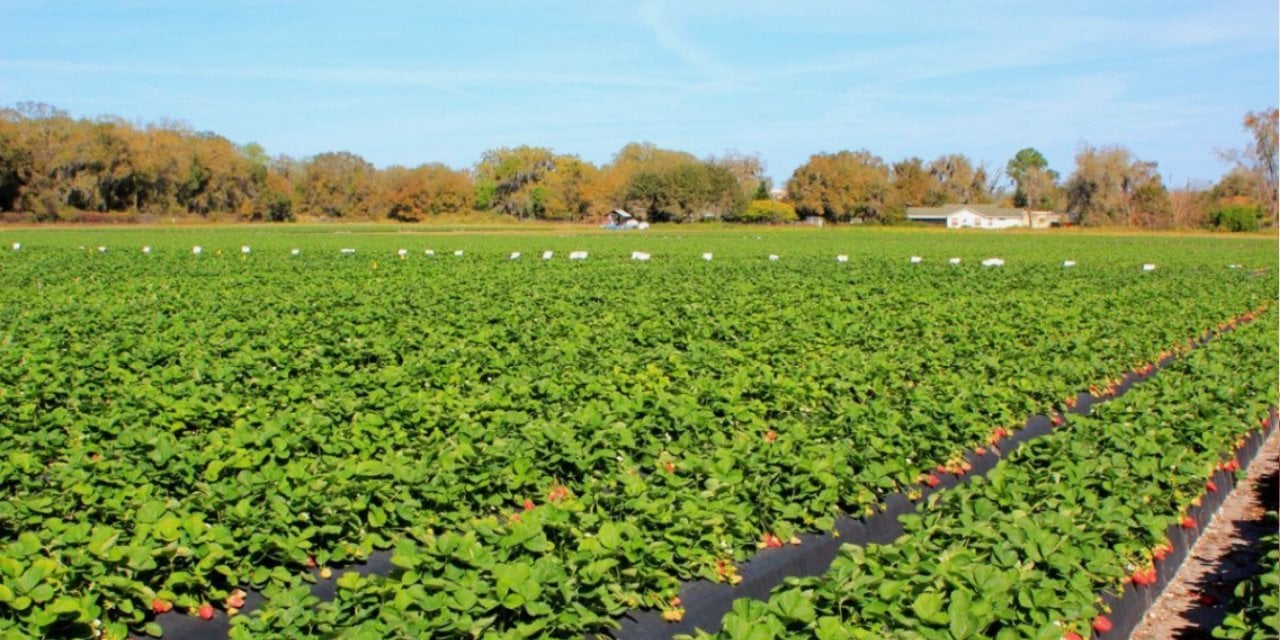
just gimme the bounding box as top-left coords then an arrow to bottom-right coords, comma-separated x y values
1129,427 -> 1279,639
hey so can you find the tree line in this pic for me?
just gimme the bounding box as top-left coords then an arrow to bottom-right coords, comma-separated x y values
0,102 -> 1274,230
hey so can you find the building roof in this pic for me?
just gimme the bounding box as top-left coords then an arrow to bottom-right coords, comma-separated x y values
906,205 -> 1029,219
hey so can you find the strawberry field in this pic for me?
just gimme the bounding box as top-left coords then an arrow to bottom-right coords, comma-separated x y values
0,227 -> 1275,639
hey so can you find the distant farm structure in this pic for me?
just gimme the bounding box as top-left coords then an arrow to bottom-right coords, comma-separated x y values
907,205 -> 1067,229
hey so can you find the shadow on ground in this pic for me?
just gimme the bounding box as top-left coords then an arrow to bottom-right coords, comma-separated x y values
1171,464 -> 1279,639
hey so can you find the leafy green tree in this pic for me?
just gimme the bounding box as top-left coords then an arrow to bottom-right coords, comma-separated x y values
787,150 -> 899,222
621,160 -> 742,222
473,146 -> 557,219
1006,147 -> 1060,209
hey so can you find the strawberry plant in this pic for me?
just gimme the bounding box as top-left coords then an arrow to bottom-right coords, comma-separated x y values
697,307 -> 1277,640
0,228 -> 1274,637
1212,510 -> 1279,640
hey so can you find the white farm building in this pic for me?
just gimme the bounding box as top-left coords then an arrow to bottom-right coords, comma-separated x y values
907,205 -> 1066,230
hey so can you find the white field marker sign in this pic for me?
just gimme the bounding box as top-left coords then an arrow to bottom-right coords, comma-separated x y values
142,246 -> 151,254
910,256 -> 923,264
569,251 -> 588,260
836,254 -> 849,263
98,246 -> 107,253
1063,260 -> 1076,267
631,251 -> 651,261
1228,264 -> 1241,269
981,258 -> 1005,267
454,250 -> 464,257
397,248 -> 408,259
702,252 -> 713,261
1142,263 -> 1156,272
948,257 -> 961,265
768,254 -> 779,261
542,251 -> 554,260
423,249 -> 434,257
510,252 -> 522,260
10,242 -> 19,251
192,246 -> 203,255
341,248 -> 356,255
291,248 -> 301,256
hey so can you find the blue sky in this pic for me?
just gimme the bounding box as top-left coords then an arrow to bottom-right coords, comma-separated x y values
2,1 -> 1275,187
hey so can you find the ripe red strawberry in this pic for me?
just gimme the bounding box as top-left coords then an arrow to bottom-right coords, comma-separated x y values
1205,480 -> 1218,493
1064,632 -> 1083,640
198,603 -> 215,620
669,596 -> 682,607
1225,460 -> 1240,472
151,599 -> 172,614
1092,615 -> 1113,633
974,446 -> 987,456
1051,414 -> 1064,426
762,533 -> 783,548
1152,542 -> 1172,561
1132,567 -> 1157,586
923,473 -> 941,488
547,485 -> 571,502
662,460 -> 676,473
523,498 -> 535,511
1181,515 -> 1197,529
763,430 -> 778,443
225,590 -> 246,609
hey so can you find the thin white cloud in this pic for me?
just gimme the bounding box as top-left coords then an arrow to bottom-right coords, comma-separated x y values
635,1 -> 736,82
0,59 -> 681,98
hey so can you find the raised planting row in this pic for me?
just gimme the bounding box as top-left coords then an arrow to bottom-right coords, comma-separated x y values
690,306 -> 1279,640
1211,509 -> 1278,640
0,237 -> 1273,638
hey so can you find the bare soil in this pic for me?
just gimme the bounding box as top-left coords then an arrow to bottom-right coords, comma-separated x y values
1129,428 -> 1279,639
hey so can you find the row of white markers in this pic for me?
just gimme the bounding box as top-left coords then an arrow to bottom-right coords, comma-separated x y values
9,243 -> 1246,271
